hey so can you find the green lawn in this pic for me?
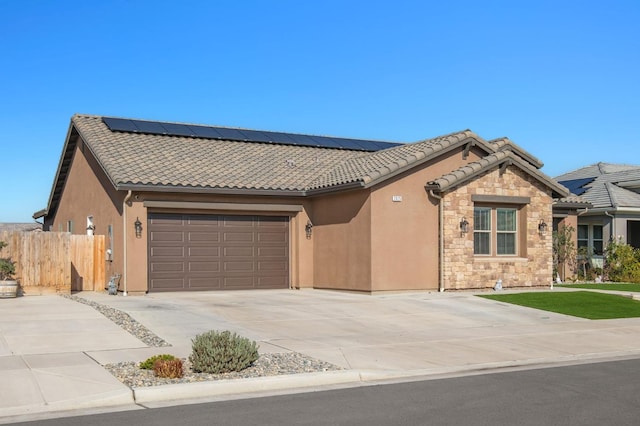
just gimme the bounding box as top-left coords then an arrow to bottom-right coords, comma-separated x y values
478,291 -> 640,319
556,283 -> 640,292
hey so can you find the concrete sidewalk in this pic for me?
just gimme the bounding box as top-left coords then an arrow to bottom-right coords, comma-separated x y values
3,288 -> 640,423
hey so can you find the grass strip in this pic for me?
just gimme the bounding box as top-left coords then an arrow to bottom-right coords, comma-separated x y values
478,291 -> 640,320
555,283 -> 640,292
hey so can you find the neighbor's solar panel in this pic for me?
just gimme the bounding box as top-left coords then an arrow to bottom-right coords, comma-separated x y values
558,177 -> 596,196
102,117 -> 401,152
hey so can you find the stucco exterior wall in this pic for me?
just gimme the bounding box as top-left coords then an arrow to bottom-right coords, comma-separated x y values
442,166 -> 554,290
368,148 -> 485,291
311,190 -> 372,291
48,139 -> 124,287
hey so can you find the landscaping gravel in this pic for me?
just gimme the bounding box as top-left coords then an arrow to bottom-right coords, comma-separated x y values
62,294 -> 342,387
105,353 -> 341,388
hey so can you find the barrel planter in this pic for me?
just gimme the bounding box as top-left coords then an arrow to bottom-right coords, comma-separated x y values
0,280 -> 18,298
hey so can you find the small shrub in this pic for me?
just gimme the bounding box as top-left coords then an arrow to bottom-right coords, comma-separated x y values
139,354 -> 177,370
153,358 -> 184,379
0,240 -> 15,281
189,330 -> 259,374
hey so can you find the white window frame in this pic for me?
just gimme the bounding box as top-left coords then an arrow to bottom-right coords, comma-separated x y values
473,206 -> 519,257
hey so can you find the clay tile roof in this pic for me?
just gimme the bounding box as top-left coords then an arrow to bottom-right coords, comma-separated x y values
426,151 -> 570,197
556,162 -> 640,209
307,130 -> 480,190
488,137 -> 544,168
72,115 -> 373,192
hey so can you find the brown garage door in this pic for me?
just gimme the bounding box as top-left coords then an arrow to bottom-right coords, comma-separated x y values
148,213 -> 289,292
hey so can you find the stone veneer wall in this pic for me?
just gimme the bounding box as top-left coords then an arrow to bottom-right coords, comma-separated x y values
442,167 -> 553,290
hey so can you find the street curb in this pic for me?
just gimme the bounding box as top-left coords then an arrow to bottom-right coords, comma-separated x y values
0,388 -> 134,420
132,370 -> 362,404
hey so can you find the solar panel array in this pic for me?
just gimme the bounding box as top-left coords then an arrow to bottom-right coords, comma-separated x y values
558,177 -> 596,196
102,117 -> 401,152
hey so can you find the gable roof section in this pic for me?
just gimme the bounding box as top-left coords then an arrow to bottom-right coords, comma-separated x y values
488,137 -> 544,169
307,130 -> 497,192
72,115 -> 394,193
556,162 -> 640,209
37,114 -> 560,219
425,150 -> 570,198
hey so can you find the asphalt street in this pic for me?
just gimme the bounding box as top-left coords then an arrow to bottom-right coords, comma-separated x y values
15,357 -> 640,426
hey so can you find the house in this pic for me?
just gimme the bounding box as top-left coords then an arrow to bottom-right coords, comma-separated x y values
556,163 -> 640,266
34,114 -> 575,294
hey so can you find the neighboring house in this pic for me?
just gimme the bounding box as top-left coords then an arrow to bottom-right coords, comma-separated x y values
34,114 -> 575,294
556,163 -> 640,267
0,223 -> 42,233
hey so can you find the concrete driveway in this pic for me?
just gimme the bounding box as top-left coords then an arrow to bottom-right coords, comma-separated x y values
80,288 -> 640,373
3,288 -> 640,422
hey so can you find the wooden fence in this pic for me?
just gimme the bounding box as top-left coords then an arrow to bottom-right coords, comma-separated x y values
0,231 -> 105,295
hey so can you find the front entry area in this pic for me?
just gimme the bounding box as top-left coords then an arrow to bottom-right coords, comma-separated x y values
147,213 -> 289,292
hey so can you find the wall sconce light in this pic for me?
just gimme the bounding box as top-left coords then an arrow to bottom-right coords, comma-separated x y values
134,217 -> 143,238
460,217 -> 469,235
538,219 -> 548,236
305,220 -> 313,239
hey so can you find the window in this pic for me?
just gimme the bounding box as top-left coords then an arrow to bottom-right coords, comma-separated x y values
473,208 -> 491,255
578,224 -> 603,256
474,206 -> 518,256
497,208 -> 517,255
67,220 -> 73,233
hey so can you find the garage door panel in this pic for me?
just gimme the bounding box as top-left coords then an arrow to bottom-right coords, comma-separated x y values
189,261 -> 220,272
151,246 -> 184,257
224,246 -> 254,257
223,216 -> 252,226
189,278 -> 222,289
258,261 -> 287,271
257,247 -> 287,257
149,213 -> 289,292
188,232 -> 220,242
223,277 -> 255,288
188,246 -> 220,257
224,261 -> 255,272
150,231 -> 184,242
152,278 -> 186,289
258,232 -> 287,243
150,214 -> 184,226
224,232 -> 254,242
187,215 -> 221,226
151,262 -> 184,272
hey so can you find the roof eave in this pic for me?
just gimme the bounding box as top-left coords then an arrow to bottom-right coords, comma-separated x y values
116,183 -> 307,197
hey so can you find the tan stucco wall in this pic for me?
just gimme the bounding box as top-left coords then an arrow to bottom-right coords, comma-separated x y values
442,166 -> 554,290
311,190 -> 372,291
49,139 -> 124,289
368,148 -> 485,291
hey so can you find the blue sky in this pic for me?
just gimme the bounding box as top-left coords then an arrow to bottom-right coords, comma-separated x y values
1,0 -> 639,223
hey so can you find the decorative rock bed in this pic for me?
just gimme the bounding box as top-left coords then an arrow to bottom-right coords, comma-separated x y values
63,294 -> 341,387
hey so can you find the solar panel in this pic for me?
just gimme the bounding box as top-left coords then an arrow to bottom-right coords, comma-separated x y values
133,120 -> 168,134
161,122 -> 196,137
103,117 -> 138,132
188,125 -> 223,139
558,178 -> 595,196
305,135 -> 342,149
102,116 -> 402,151
213,127 -> 249,141
237,129 -> 272,143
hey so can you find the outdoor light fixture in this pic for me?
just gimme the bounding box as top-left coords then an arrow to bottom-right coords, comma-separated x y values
305,220 -> 313,239
134,217 -> 143,238
538,219 -> 548,236
460,217 -> 469,234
